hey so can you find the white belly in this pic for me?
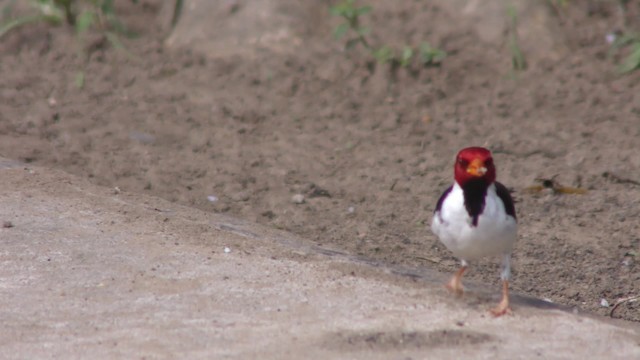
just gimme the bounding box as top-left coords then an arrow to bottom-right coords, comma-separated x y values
431,183 -> 517,260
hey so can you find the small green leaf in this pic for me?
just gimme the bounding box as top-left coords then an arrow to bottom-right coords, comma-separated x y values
400,46 -> 414,67
611,34 -> 636,50
101,0 -> 116,15
75,10 -> 95,34
609,32 -> 640,73
171,0 -> 183,28
334,23 -> 349,39
356,26 -> 369,36
329,6 -> 342,16
373,46 -> 394,64
75,71 -> 85,89
343,8 -> 356,19
434,50 -> 447,62
510,40 -> 526,70
330,1 -> 352,16
356,5 -> 372,16
34,0 -> 64,21
2,0 -> 18,22
419,42 -> 447,65
0,14 -> 46,38
618,43 -> 640,73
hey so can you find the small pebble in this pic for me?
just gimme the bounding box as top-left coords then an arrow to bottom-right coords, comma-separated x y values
129,131 -> 156,144
347,206 -> 355,214
231,192 -> 250,202
2,221 -> 13,228
224,247 -> 231,254
207,195 -> 219,203
600,298 -> 609,307
605,33 -> 616,44
291,194 -> 305,204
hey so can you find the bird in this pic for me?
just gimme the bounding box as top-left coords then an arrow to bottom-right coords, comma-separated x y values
431,147 -> 517,316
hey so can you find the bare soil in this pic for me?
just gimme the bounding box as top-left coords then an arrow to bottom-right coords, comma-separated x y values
1,0 -> 639,322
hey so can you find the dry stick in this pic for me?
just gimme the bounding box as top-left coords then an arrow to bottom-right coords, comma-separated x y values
415,256 -> 440,264
609,295 -> 640,317
603,171 -> 640,186
389,179 -> 398,191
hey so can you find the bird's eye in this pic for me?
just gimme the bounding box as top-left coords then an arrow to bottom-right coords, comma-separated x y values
457,158 -> 468,167
485,158 -> 493,167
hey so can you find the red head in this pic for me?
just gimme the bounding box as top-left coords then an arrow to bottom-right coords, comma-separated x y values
454,147 -> 496,186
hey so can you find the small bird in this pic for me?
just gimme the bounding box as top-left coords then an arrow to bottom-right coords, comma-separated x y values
431,147 -> 517,316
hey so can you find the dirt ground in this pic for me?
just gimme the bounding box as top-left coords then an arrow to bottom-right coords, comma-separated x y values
3,159 -> 639,359
1,0 -> 639,323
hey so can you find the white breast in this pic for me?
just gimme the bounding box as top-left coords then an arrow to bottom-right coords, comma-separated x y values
431,183 -> 517,260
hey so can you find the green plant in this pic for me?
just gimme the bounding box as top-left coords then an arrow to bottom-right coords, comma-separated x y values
372,45 -> 393,64
1,0 -> 145,87
0,0 -> 138,66
611,33 -> 640,73
419,42 -> 446,66
330,0 -> 446,69
0,0 -> 138,38
330,0 -> 372,51
0,0 -> 65,38
506,5 -> 526,71
399,46 -> 414,67
170,0 -> 183,29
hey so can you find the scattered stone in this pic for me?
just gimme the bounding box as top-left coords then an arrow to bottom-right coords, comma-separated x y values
231,192 -> 250,202
207,195 -> 219,203
291,193 -> 305,204
129,131 -> 156,144
306,183 -> 331,198
224,247 -> 231,254
600,298 -> 610,308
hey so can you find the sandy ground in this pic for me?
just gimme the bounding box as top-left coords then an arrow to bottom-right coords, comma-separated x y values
0,0 -> 639,325
1,158 -> 639,359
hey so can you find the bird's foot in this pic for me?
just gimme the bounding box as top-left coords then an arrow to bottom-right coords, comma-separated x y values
445,276 -> 464,296
445,280 -> 464,296
489,303 -> 512,317
490,280 -> 512,317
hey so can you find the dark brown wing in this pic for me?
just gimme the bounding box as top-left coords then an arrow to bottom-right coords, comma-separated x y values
495,181 -> 517,220
434,185 -> 453,213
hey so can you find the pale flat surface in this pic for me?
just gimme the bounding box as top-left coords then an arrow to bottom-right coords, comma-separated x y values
0,159 -> 638,359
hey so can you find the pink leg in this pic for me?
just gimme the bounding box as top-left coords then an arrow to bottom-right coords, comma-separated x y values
490,280 -> 512,316
445,265 -> 467,296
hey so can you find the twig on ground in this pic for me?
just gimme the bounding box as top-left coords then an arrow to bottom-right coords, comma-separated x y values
415,256 -> 440,264
609,295 -> 640,317
602,171 -> 640,186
